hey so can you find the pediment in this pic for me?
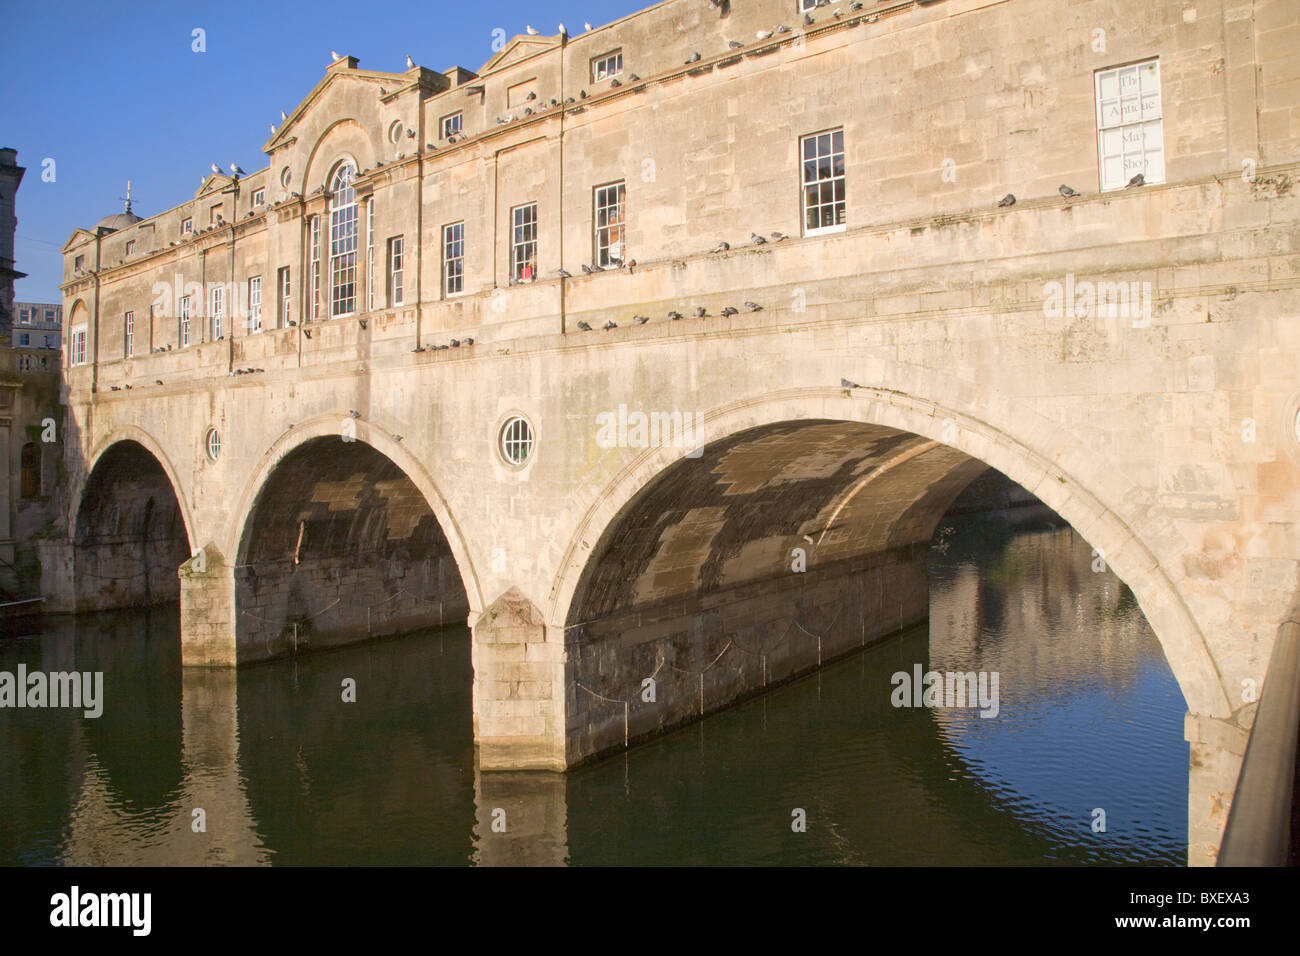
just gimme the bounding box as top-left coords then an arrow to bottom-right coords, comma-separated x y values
263,66 -> 403,153
480,35 -> 560,74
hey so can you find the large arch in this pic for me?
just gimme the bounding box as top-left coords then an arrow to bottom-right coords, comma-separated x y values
229,419 -> 474,661
550,386 -> 1230,727
72,437 -> 193,612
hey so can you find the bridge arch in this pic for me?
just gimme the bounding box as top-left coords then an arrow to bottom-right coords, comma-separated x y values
228,416 -> 478,661
550,385 -> 1230,723
72,432 -> 194,611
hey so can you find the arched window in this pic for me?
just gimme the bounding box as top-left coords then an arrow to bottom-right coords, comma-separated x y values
329,162 -> 358,316
20,442 -> 39,498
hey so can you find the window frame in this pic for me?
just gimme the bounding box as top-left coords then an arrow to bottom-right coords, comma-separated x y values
125,239 -> 136,256
309,214 -> 321,320
441,223 -> 463,297
124,310 -> 134,358
592,50 -> 623,82
390,235 -> 406,305
440,112 -> 463,140
252,188 -> 265,207
593,181 -> 626,267
328,162 -> 359,317
179,295 -> 192,347
278,267 -> 291,328
70,324 -> 88,366
511,202 -> 538,282
800,127 -> 847,237
366,197 -> 375,312
210,284 -> 225,340
1094,58 -> 1165,192
181,218 -> 193,236
249,275 -> 263,333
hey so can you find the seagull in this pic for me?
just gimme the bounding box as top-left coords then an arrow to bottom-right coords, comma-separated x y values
721,306 -> 739,317
751,232 -> 767,244
744,301 -> 762,311
841,378 -> 859,389
668,310 -> 682,320
997,193 -> 1016,207
270,124 -> 277,134
757,30 -> 773,39
685,52 -> 701,64
577,320 -> 592,330
633,315 -> 649,324
771,231 -> 789,241
584,22 -> 593,31
694,307 -> 707,317
729,40 -> 744,49
331,51 -> 341,61
554,268 -> 572,277
1059,184 -> 1079,198
405,55 -> 415,69
280,110 -> 288,121
210,163 -> 221,174
603,319 -> 618,330
558,23 -> 567,36
711,240 -> 729,253
230,162 -> 245,176
1126,173 -> 1145,188
526,25 -> 540,35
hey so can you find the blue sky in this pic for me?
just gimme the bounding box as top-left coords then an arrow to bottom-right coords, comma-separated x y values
1,0 -> 648,301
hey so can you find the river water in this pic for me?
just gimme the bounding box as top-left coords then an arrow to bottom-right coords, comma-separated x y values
0,508 -> 1187,865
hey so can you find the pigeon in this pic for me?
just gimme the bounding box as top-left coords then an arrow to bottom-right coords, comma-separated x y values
577,320 -> 592,331
581,263 -> 596,274
841,378 -> 859,389
579,89 -> 587,99
1126,173 -> 1145,188
771,231 -> 789,241
554,268 -> 572,278
603,319 -> 618,330
524,107 -> 533,115
850,1 -> 863,9
777,24 -> 791,33
564,97 -> 575,104
156,380 -> 164,385
303,329 -> 312,339
756,29 -> 773,39
744,301 -> 762,311
751,232 -> 767,244
633,315 -> 649,325
496,117 -> 506,125
392,435 -> 403,442
729,40 -> 744,49
526,91 -> 537,100
685,52 -> 701,64
349,410 -> 360,421
804,13 -> 815,25
331,51 -> 341,61
463,338 -> 474,345
711,240 -> 730,253
997,193 -> 1016,207
694,307 -> 707,318
1059,184 -> 1079,198
628,74 -> 640,82
358,318 -> 367,329
526,25 -> 540,35
230,163 -> 245,176
405,55 -> 415,69
721,306 -> 739,317
668,311 -> 682,320
610,78 -> 622,87
449,339 -> 460,347
109,385 -> 120,391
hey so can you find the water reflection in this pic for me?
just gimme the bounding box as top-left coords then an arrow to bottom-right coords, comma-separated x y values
0,509 -> 1186,865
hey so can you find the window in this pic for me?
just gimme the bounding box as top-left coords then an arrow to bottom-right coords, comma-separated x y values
18,333 -> 29,347
70,324 -> 88,365
125,240 -> 136,256
124,311 -> 134,357
210,203 -> 223,225
252,188 -> 265,206
329,163 -> 358,316
280,167 -> 291,188
507,78 -> 537,108
278,267 -> 291,327
45,309 -> 54,324
210,284 -> 225,340
180,295 -> 192,347
801,128 -> 846,235
440,112 -> 462,139
74,255 -> 85,271
1096,59 -> 1164,191
206,429 -> 222,462
309,215 -> 321,319
441,225 -> 462,297
390,235 -> 406,305
511,203 -> 538,281
181,218 -> 193,236
594,182 -> 626,267
44,335 -> 55,349
249,276 -> 262,332
366,198 -> 375,311
18,308 -> 28,324
592,50 -> 623,82
20,444 -> 39,498
799,0 -> 817,10
499,416 -> 534,466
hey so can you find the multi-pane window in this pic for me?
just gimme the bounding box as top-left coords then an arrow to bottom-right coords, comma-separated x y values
210,285 -> 225,340
309,215 -> 321,319
44,335 -> 55,349
44,309 -> 54,324
124,311 -> 134,357
511,203 -> 538,281
181,218 -> 192,236
74,255 -> 85,271
278,267 -> 291,327
441,112 -> 462,139
592,51 -> 623,81
366,198 -> 375,311
442,224 -> 463,296
801,128 -> 846,235
18,308 -> 28,324
1095,59 -> 1164,191
390,236 -> 406,305
180,295 -> 192,347
329,163 -> 358,316
71,325 -> 87,365
18,333 -> 29,347
249,276 -> 262,332
125,240 -> 136,256
594,182 -> 626,267
252,188 -> 265,206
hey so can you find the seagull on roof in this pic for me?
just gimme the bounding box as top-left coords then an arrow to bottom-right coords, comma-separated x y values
230,162 -> 245,176
584,22 -> 593,31
558,23 -> 567,36
210,163 -> 221,174
280,110 -> 288,121
526,24 -> 540,35
331,50 -> 342,61
405,54 -> 415,69
270,124 -> 276,134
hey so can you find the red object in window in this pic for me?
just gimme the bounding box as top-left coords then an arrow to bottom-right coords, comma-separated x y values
522,264 -> 533,280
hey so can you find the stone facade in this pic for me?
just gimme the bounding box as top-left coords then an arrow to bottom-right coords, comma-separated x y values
54,0 -> 1300,863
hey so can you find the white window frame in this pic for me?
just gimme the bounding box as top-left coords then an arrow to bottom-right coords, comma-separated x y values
70,324 -> 88,366
328,163 -> 358,317
125,240 -> 136,256
594,182 -> 626,267
18,308 -> 28,325
391,235 -> 406,305
180,295 -> 192,347
592,50 -> 623,82
309,215 -> 321,320
441,225 -> 462,297
249,275 -> 263,332
801,128 -> 846,237
440,112 -> 463,139
124,311 -> 134,358
799,0 -> 817,11
511,202 -> 538,282
210,284 -> 225,340
252,188 -> 265,206
1095,59 -> 1165,192
366,197 -> 375,311
181,218 -> 193,236
278,267 -> 291,328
